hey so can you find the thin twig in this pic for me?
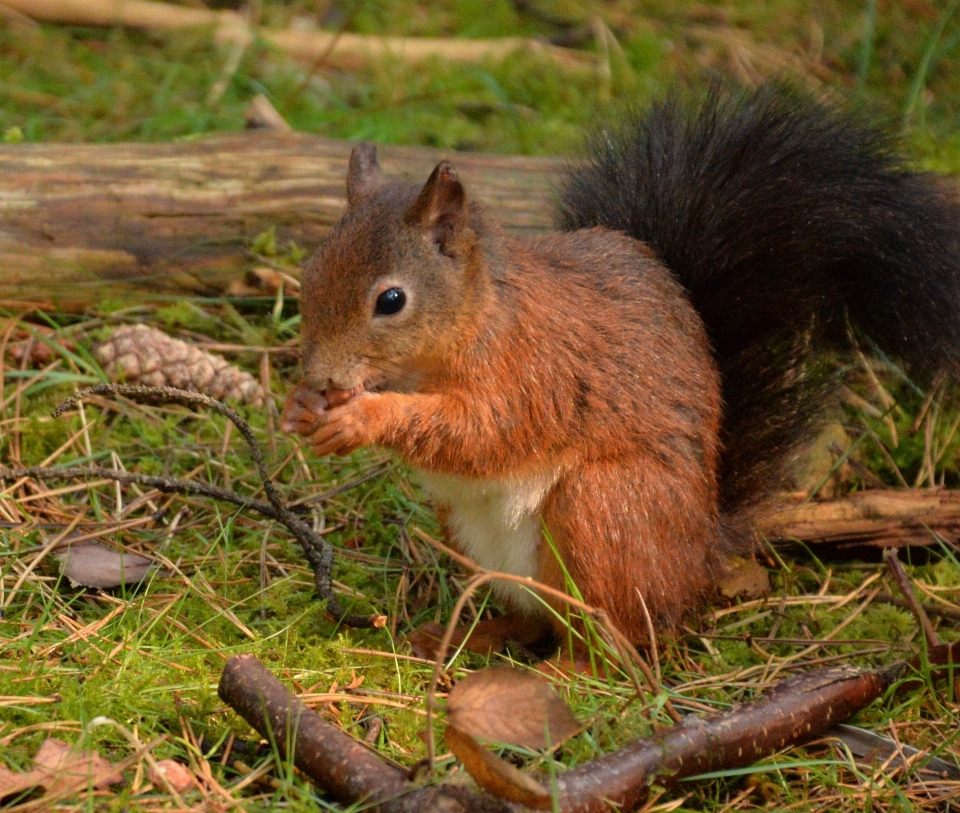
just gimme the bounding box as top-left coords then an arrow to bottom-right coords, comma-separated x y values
883,548 -> 941,648
411,529 -> 678,775
3,383 -> 377,629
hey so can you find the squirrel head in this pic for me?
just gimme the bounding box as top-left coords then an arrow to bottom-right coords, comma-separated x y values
300,142 -> 487,393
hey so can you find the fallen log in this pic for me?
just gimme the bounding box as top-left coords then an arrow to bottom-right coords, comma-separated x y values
756,488 -> 960,550
4,0 -> 594,72
0,133 -> 558,309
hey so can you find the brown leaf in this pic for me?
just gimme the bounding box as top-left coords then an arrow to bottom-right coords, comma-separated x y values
445,725 -> 552,809
54,541 -> 163,589
719,555 -> 770,600
148,759 -> 196,792
0,764 -> 44,801
446,668 -> 579,749
33,738 -> 124,793
0,738 -> 124,801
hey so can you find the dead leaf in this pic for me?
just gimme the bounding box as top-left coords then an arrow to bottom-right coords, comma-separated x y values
33,738 -> 124,793
446,668 -> 579,749
148,759 -> 196,792
719,555 -> 770,600
54,541 -> 163,589
445,725 -> 552,809
0,764 -> 42,801
0,738 -> 123,802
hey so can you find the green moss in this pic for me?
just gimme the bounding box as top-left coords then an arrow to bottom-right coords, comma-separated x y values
2,3 -> 960,809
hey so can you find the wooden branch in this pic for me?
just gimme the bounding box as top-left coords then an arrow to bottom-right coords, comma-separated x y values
0,133 -> 558,309
554,665 -> 895,812
3,0 -> 594,72
756,489 -> 960,550
220,648 -> 959,812
218,654 -> 515,813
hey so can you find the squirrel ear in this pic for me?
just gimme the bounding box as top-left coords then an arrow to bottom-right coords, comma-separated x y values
404,161 -> 466,254
346,142 -> 382,206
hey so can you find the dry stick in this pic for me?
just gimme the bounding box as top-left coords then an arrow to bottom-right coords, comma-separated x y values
883,550 -> 960,699
1,464 -> 277,517
62,384 -> 371,626
883,548 -> 941,649
219,647 -> 960,813
411,533 -> 679,773
2,0 -> 593,71
551,664 -> 899,813
218,653 -> 514,813
877,590 -> 960,623
0,383 -> 375,629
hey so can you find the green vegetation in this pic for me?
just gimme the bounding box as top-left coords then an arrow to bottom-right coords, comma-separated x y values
2,1 -> 960,811
4,0 -> 960,161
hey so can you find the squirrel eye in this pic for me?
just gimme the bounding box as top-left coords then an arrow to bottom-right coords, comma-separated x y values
374,287 -> 407,316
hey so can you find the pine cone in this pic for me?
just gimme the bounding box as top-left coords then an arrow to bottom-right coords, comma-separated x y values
94,324 -> 265,407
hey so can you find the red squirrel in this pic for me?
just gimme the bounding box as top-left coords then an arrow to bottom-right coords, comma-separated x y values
282,84 -> 960,655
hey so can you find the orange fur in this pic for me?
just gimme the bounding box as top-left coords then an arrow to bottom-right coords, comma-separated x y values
283,146 -> 725,649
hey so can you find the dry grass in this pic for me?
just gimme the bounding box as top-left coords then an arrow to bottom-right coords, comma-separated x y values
2,0 -> 960,808
0,306 -> 958,812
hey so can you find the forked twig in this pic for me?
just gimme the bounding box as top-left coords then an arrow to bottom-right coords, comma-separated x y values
883,547 -> 941,649
1,383 -> 376,628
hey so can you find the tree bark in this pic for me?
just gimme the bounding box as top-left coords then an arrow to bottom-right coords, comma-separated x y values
0,133 -> 558,309
755,488 -> 960,550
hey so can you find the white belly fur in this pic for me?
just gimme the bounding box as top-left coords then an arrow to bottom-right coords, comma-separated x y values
416,468 -> 561,613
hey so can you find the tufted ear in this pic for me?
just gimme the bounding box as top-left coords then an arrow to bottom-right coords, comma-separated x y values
404,161 -> 467,255
346,142 -> 383,206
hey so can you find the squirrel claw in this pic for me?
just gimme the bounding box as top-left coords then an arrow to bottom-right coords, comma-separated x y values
281,383 -> 328,436
308,394 -> 374,457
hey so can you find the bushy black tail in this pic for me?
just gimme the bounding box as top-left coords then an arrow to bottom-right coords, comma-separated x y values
557,84 -> 960,511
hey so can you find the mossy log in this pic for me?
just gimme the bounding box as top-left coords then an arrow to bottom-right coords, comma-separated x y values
0,132 -> 559,310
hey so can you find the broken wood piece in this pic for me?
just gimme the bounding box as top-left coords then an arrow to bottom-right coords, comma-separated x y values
3,0 -> 594,72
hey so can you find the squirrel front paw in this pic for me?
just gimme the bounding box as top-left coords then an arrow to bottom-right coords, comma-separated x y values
280,383 -> 328,436
309,392 -> 389,457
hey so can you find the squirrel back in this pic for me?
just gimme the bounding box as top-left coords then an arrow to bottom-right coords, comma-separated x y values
558,84 -> 960,513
